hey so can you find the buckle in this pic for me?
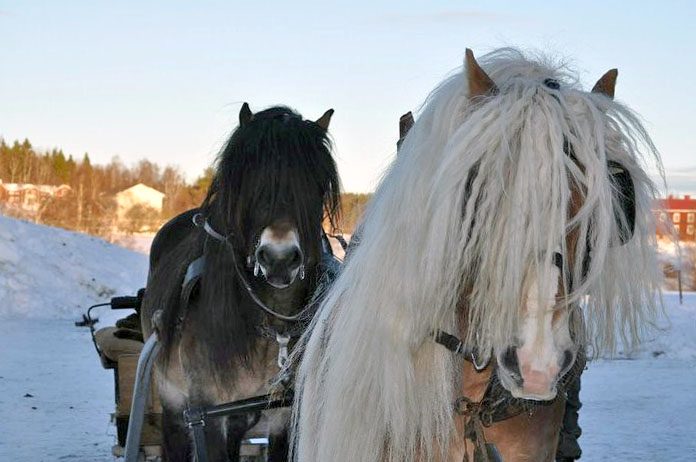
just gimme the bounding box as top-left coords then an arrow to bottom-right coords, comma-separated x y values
276,333 -> 290,368
471,348 -> 490,372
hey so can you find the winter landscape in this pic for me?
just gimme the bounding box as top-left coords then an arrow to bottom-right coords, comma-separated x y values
0,215 -> 694,461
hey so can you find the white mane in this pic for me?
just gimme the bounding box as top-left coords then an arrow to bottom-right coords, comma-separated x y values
291,48 -> 663,462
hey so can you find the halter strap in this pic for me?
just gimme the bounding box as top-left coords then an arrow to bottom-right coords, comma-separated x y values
192,213 -> 316,323
203,218 -> 226,242
433,330 -> 490,371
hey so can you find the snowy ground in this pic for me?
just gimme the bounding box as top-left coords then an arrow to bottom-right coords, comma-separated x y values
1,216 -> 695,461
110,233 -> 155,255
0,216 -> 147,461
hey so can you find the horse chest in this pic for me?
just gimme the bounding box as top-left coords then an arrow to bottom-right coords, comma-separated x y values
158,335 -> 282,409
213,343 -> 280,402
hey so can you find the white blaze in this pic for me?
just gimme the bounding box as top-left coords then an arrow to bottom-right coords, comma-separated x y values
512,257 -> 573,399
256,226 -> 302,287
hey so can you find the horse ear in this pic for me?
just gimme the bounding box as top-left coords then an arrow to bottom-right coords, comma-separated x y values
399,112 -> 414,140
239,102 -> 253,126
316,109 -> 334,131
592,69 -> 618,99
465,48 -> 498,98
397,112 -> 414,152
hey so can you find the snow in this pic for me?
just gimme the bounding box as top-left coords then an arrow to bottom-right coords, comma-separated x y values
110,233 -> 155,255
581,358 -> 696,461
657,238 -> 696,271
1,215 -> 695,461
0,215 -> 148,320
0,318 -> 119,462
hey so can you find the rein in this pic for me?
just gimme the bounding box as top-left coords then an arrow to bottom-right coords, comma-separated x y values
192,213 -> 317,324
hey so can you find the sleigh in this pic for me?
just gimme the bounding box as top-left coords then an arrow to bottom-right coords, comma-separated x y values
87,293 -> 292,461
85,292 -> 163,460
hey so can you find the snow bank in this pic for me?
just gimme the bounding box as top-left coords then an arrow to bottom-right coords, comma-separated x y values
110,232 -> 155,255
625,291 -> 696,360
0,215 -> 148,319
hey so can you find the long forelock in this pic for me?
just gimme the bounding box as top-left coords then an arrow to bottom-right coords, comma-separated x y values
204,106 -> 341,256
292,48 -> 663,462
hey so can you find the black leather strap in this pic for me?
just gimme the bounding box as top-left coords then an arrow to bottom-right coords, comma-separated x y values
433,330 -> 489,371
180,255 -> 205,308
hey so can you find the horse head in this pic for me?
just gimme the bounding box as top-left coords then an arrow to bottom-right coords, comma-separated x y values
202,104 -> 340,300
458,51 -> 637,400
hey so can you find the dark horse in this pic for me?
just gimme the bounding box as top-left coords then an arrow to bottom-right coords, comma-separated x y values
141,103 -> 341,461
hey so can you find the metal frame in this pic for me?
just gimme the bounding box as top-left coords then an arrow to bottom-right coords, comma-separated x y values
124,333 -> 161,462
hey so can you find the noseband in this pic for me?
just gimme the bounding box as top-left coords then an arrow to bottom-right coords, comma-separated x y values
192,213 -> 315,323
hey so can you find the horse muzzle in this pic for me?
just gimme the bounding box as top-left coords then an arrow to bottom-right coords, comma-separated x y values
255,243 -> 305,289
496,346 -> 568,401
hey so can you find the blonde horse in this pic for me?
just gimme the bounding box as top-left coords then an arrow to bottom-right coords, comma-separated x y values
291,48 -> 663,462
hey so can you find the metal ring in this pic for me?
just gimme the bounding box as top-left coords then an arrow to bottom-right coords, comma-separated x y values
192,212 -> 205,228
455,396 -> 476,415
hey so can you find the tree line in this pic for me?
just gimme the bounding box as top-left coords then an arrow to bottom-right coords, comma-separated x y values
0,138 -> 370,237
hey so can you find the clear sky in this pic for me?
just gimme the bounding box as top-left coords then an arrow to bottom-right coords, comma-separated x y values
2,1 -> 695,193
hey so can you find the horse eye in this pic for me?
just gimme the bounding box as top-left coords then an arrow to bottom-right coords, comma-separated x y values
543,78 -> 561,90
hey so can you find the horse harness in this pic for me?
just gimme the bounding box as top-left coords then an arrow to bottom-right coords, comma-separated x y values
434,328 -> 585,462
178,212 -> 342,368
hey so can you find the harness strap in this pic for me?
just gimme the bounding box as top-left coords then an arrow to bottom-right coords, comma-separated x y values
256,322 -> 306,340
433,330 -> 490,371
181,255 -> 205,303
184,407 -> 210,462
202,218 -> 226,242
455,396 -> 503,462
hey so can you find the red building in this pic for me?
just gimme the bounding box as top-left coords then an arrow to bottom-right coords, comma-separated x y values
656,195 -> 696,241
0,181 -> 72,212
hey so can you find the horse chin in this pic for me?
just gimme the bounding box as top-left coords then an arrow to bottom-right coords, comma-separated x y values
264,272 -> 299,290
266,280 -> 292,290
509,385 -> 558,402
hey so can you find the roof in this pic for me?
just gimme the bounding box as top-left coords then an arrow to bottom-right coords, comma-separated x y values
0,182 -> 71,194
115,183 -> 165,199
657,195 -> 696,211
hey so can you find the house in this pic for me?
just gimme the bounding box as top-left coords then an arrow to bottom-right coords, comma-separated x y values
114,183 -> 165,223
0,180 -> 72,212
656,194 -> 696,242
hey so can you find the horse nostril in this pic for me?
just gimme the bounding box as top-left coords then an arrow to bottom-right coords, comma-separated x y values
560,349 -> 575,375
256,247 -> 270,266
501,346 -> 520,373
286,247 -> 302,270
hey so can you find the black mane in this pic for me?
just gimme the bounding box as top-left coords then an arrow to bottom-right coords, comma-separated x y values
154,105 -> 341,370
